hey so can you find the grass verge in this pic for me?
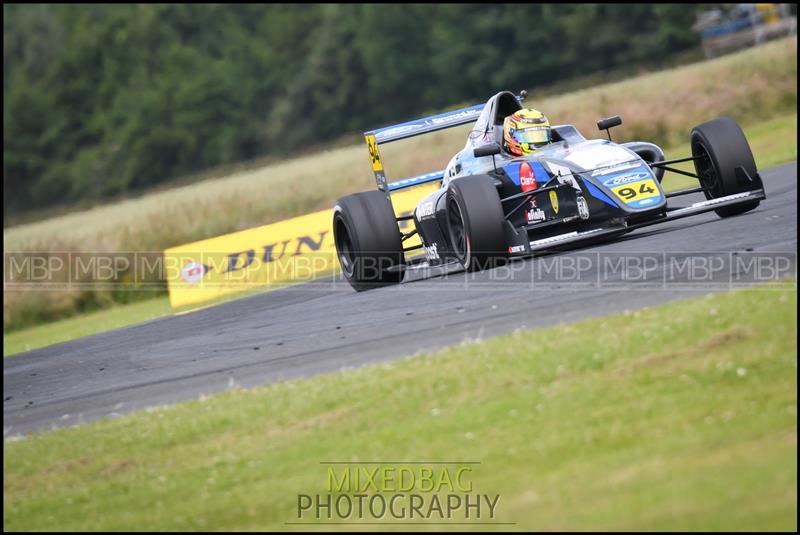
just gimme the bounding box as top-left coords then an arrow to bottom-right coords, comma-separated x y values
4,284 -> 797,531
4,111 -> 796,357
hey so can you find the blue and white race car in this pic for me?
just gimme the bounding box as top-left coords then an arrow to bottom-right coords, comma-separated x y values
333,90 -> 766,290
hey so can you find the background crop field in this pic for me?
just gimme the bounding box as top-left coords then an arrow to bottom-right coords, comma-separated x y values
3,37 -> 797,333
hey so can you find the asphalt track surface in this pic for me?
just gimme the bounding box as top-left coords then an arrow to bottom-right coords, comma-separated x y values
4,162 -> 797,436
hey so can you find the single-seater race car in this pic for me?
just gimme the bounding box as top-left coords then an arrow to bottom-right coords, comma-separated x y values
333,90 -> 766,290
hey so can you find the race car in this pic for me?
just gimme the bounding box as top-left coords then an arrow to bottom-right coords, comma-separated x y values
332,90 -> 766,290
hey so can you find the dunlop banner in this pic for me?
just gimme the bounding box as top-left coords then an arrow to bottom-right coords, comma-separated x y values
164,184 -> 438,308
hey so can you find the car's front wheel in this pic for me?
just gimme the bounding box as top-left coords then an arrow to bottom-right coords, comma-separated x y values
690,117 -> 763,217
446,175 -> 508,271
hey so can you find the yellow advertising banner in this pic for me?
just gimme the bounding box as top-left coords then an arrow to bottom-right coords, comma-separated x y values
164,184 -> 438,308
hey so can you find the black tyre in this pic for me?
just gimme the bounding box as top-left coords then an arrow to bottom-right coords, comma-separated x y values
690,117 -> 762,217
333,191 -> 404,291
446,175 -> 508,271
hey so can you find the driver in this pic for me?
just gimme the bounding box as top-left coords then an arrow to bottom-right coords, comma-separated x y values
502,108 -> 551,156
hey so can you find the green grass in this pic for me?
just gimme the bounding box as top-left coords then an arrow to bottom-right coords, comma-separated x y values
2,297 -> 172,356
4,284 -> 797,531
4,110 -> 796,357
3,37 -> 796,332
747,113 -> 799,168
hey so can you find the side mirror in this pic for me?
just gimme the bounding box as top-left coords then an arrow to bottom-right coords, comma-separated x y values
474,143 -> 502,158
597,115 -> 622,131
597,115 -> 622,141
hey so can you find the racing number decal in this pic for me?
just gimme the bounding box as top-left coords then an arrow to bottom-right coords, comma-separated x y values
365,134 -> 383,172
365,133 -> 390,193
611,179 -> 660,204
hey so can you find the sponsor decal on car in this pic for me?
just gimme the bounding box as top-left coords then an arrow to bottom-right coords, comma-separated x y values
508,244 -> 526,254
520,161 -> 537,191
576,195 -> 590,219
427,108 -> 481,125
550,190 -> 559,214
526,207 -> 546,223
602,171 -> 651,187
520,161 -> 544,224
503,160 -> 550,188
377,124 -> 425,139
416,201 -> 435,218
424,243 -> 440,261
365,133 -> 383,173
591,161 -> 641,176
610,178 -> 661,206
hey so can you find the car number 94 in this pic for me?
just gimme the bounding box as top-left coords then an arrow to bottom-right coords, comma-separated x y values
611,178 -> 660,204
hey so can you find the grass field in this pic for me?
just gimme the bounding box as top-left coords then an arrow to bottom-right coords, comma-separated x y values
4,111 -> 796,357
4,284 -> 796,530
3,37 -> 796,332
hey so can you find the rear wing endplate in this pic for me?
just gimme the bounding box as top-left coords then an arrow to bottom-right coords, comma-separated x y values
364,103 -> 484,195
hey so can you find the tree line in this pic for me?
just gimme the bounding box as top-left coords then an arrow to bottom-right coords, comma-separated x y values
4,4 -> 701,217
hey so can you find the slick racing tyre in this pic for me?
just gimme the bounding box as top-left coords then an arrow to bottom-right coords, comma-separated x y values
333,191 -> 404,291
690,117 -> 762,217
446,175 -> 508,272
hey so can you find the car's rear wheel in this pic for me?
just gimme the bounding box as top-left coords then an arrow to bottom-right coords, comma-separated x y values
446,175 -> 508,271
690,117 -> 762,217
333,191 -> 404,291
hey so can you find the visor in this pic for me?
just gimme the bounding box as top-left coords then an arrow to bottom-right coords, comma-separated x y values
513,126 -> 550,146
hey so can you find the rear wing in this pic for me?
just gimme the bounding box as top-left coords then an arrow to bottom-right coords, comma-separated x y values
363,103 -> 484,195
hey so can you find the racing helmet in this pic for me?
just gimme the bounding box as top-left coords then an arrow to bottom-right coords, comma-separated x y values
503,108 -> 551,156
